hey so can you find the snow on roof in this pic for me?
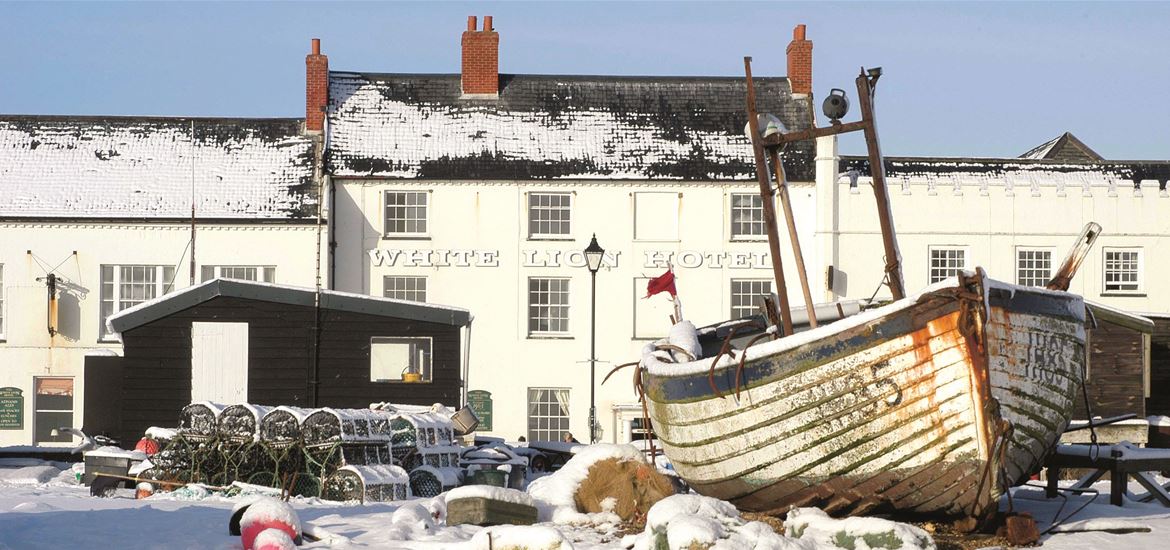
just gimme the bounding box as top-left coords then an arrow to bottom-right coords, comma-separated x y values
0,116 -> 317,219
1019,132 -> 1103,162
841,155 -> 1170,189
326,72 -> 814,181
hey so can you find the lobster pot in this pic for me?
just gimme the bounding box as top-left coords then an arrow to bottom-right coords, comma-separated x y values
303,408 -> 396,446
326,464 -> 409,502
390,418 -> 418,461
218,404 -> 272,441
408,466 -> 461,498
260,406 -> 311,445
341,443 -> 393,466
178,402 -> 224,437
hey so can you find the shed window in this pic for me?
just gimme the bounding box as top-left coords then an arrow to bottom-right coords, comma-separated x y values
384,191 -> 429,237
371,337 -> 432,383
34,377 -> 73,444
528,192 -> 572,239
1103,248 -> 1142,293
100,265 -> 175,340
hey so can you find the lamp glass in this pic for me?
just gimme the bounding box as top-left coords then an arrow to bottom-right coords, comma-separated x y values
584,235 -> 604,273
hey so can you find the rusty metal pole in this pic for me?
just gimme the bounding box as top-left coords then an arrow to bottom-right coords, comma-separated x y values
767,148 -> 817,327
855,69 -> 906,300
744,57 -> 794,336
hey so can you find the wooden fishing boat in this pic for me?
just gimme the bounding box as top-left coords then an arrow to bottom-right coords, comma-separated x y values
641,269 -> 1085,518
633,60 -> 1096,521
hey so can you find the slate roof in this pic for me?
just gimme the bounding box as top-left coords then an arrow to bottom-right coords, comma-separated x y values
0,116 -> 317,220
1019,132 -> 1104,162
107,277 -> 471,333
840,155 -> 1170,189
327,73 -> 814,182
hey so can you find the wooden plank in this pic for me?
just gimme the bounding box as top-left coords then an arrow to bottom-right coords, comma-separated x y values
446,497 -> 537,526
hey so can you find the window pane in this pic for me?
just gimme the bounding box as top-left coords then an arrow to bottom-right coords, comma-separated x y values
929,248 -> 966,284
731,193 -> 766,238
384,276 -> 427,302
528,278 -> 570,335
730,280 -> 771,319
528,192 -> 572,237
1104,250 -> 1141,292
385,191 -> 428,236
527,387 -> 570,442
1016,249 -> 1052,287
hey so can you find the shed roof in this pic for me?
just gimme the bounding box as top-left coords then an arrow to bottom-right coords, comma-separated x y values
107,278 -> 471,333
0,116 -> 317,220
1086,301 -> 1154,333
326,72 -> 814,182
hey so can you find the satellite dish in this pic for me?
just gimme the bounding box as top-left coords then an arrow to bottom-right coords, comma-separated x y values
744,113 -> 786,141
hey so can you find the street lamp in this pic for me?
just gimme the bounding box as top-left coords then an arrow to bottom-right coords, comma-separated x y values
583,234 -> 605,444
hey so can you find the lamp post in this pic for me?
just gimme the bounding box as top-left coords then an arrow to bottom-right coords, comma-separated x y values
583,234 -> 605,444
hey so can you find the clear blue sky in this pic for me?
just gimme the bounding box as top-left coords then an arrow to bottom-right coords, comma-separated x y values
3,1 -> 1167,159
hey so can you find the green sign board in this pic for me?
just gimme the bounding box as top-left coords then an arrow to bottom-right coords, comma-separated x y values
0,387 -> 23,430
467,390 -> 492,432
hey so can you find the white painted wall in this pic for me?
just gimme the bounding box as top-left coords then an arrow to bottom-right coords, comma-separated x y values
332,179 -> 820,443
816,136 -> 1170,314
0,222 -> 322,446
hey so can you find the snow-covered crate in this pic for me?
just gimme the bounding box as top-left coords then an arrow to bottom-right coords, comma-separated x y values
324,464 -> 409,503
446,486 -> 538,527
259,406 -> 311,446
179,401 -> 224,438
218,404 -> 273,442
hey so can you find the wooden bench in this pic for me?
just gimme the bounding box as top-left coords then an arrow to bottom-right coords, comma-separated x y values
1045,442 -> 1170,506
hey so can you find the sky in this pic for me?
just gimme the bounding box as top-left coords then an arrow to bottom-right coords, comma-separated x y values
2,1 -> 1168,160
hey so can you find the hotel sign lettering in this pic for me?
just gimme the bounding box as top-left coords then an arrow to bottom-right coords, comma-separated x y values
367,249 -> 770,270
0,387 -> 23,430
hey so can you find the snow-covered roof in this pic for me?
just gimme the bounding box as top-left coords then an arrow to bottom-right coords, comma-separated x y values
0,116 -> 317,219
107,277 -> 471,332
326,72 -> 814,181
841,155 -> 1170,188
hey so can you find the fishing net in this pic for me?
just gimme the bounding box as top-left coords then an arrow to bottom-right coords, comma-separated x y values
178,402 -> 222,437
218,404 -> 270,442
259,407 -> 309,445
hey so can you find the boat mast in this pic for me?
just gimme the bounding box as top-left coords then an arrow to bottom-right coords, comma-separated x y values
744,57 -> 794,337
855,69 -> 905,300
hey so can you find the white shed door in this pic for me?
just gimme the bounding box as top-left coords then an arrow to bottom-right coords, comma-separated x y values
191,322 -> 249,403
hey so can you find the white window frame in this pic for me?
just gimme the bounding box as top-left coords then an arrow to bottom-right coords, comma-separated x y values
927,246 -> 968,284
33,377 -> 74,445
527,387 -> 570,442
383,276 -> 427,302
383,190 -> 430,238
730,279 -> 771,320
527,191 -> 573,240
527,277 -> 571,337
729,192 -> 768,241
201,265 -> 276,283
370,336 -> 433,383
1015,247 -> 1054,288
1102,247 -> 1143,294
100,264 -> 174,340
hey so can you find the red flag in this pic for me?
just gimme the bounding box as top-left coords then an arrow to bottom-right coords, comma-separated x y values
645,269 -> 677,298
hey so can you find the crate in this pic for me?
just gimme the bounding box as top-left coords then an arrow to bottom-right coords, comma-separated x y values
447,496 -> 537,526
83,455 -> 132,487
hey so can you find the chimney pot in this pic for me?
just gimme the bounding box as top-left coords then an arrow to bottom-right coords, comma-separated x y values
467,16 -> 477,31
461,15 -> 500,96
786,24 -> 813,96
484,15 -> 493,32
311,38 -> 320,56
794,24 -> 806,41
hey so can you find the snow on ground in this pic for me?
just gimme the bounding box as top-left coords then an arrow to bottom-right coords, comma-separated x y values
4,458 -> 1170,549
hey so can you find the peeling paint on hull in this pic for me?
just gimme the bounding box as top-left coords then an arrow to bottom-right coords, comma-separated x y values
643,279 -> 1085,519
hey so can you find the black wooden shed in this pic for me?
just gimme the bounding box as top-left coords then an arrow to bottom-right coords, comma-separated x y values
85,279 -> 471,446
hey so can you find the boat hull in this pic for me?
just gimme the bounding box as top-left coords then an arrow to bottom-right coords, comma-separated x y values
642,277 -> 1084,518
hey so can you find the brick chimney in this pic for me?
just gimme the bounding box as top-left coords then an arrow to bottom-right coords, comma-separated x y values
306,38 -> 329,133
461,16 -> 499,97
786,24 -> 812,97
